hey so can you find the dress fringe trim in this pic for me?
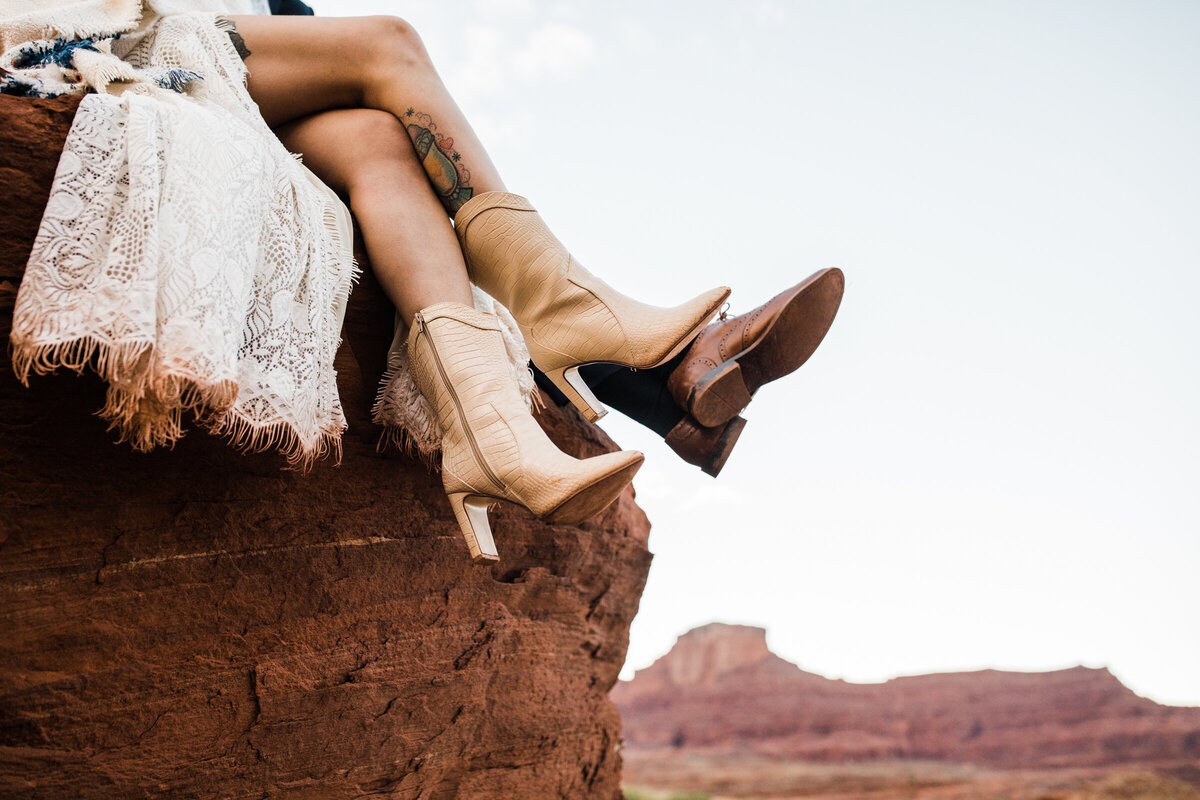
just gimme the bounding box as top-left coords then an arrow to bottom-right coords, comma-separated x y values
9,332 -> 343,469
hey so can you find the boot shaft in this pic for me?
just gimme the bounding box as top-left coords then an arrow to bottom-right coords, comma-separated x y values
454,192 -> 579,330
409,303 -> 523,496
407,301 -> 646,551
407,302 -> 583,506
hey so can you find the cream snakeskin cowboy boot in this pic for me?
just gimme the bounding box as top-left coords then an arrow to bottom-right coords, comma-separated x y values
410,301 -> 645,563
454,192 -> 731,421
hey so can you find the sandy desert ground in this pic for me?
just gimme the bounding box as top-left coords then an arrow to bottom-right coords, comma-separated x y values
622,751 -> 1200,800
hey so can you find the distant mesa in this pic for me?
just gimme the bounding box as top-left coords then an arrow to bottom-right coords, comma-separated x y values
613,622 -> 1200,769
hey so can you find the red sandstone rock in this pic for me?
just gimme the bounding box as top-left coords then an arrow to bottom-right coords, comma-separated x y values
0,94 -> 651,799
613,623 -> 1200,770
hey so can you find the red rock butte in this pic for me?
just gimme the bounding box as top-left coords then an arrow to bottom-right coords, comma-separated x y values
613,622 -> 1200,770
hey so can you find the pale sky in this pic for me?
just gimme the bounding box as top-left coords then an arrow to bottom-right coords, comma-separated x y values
310,0 -> 1200,707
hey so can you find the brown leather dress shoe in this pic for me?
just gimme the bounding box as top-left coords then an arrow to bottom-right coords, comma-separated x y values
667,268 -> 844,427
664,415 -> 748,477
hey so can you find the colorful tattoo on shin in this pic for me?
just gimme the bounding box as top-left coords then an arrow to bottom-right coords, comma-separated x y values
403,108 -> 474,214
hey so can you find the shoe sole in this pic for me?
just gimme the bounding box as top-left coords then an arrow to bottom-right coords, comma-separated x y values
543,453 -> 644,524
688,268 -> 844,427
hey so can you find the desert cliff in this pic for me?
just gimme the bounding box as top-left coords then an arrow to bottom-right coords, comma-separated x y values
0,93 -> 650,799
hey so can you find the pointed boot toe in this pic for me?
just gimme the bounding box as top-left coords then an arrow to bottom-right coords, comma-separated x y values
409,301 -> 644,563
631,285 -> 733,367
543,449 -> 644,525
455,191 -> 729,421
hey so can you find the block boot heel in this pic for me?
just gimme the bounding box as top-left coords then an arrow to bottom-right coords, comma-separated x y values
446,492 -> 498,562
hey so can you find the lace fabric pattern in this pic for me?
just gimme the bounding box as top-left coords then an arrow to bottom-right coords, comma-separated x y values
7,4 -> 538,466
10,12 -> 358,467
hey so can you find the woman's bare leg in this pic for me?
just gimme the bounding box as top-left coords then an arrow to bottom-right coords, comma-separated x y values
274,108 -> 473,323
272,113 -> 643,559
231,14 -> 503,215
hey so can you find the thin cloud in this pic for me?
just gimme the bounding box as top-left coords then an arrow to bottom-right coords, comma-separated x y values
512,23 -> 598,81
475,0 -> 533,16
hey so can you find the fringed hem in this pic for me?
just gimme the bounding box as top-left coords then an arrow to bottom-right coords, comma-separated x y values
9,334 -> 343,471
374,424 -> 440,472
529,370 -> 547,414
100,372 -> 239,455
10,331 -> 153,386
369,343 -> 440,471
209,412 -> 344,472
369,327 -> 404,427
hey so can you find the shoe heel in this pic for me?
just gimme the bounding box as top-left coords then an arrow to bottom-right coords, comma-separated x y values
689,360 -> 753,428
546,365 -> 608,422
703,416 -> 748,478
447,493 -> 500,564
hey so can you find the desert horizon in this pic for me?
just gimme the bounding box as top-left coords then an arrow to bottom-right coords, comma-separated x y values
616,623 -> 1200,800
626,622 -> 1199,708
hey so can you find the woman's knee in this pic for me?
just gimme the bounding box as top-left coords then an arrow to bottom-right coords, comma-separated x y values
361,15 -> 433,74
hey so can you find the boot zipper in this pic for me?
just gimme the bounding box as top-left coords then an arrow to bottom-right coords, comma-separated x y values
415,312 -> 506,494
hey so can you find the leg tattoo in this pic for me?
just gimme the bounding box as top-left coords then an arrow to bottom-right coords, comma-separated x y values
402,108 -> 474,214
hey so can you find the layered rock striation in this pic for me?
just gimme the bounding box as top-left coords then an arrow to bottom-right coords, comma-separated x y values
0,94 -> 651,799
614,623 -> 1200,769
